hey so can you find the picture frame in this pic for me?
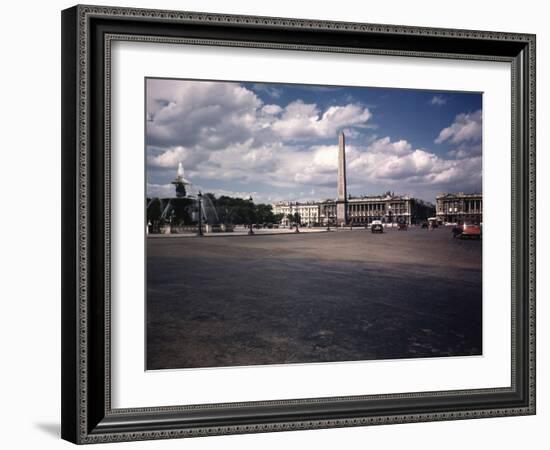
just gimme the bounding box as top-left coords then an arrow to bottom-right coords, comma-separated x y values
61,4 -> 536,444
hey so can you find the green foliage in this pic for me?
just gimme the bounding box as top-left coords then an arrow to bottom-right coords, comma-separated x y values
285,212 -> 301,225
147,198 -> 163,222
147,193 -> 279,226
205,194 -> 278,225
254,203 -> 275,224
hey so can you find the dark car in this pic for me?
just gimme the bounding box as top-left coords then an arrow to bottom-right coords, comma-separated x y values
451,225 -> 463,238
421,222 -> 429,229
371,220 -> 383,233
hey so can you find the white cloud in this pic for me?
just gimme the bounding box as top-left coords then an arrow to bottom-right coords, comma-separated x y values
262,104 -> 283,115
252,84 -> 283,99
430,95 -> 447,106
147,79 -> 263,149
272,101 -> 372,140
349,136 -> 481,190
435,110 -> 482,144
448,142 -> 482,159
146,183 -> 175,198
146,80 -> 481,201
147,80 -> 372,151
368,136 -> 412,156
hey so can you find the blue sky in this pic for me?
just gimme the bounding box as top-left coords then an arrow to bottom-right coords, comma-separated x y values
146,78 -> 482,203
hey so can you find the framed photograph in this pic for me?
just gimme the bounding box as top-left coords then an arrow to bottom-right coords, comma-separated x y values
61,5 -> 536,444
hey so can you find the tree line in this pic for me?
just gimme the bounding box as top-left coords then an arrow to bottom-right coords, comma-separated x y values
146,194 -> 290,226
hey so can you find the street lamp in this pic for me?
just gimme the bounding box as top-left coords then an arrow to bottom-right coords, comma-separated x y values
248,195 -> 254,235
197,191 -> 204,236
169,210 -> 176,234
323,211 -> 330,231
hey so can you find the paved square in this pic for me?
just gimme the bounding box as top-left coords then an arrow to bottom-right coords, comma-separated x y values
146,227 -> 482,369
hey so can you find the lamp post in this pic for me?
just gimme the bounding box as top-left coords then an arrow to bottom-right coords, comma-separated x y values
323,210 -> 330,231
248,195 -> 254,235
197,191 -> 204,236
169,210 -> 176,234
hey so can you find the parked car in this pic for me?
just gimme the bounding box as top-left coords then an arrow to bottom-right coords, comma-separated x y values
421,221 -> 429,229
371,220 -> 383,233
460,223 -> 481,239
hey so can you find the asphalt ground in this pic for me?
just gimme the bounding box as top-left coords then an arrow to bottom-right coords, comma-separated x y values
146,226 -> 482,370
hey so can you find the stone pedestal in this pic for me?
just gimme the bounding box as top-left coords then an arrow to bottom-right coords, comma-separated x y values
336,201 -> 347,226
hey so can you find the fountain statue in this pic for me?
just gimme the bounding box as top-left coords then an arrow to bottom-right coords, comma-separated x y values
146,162 -> 225,234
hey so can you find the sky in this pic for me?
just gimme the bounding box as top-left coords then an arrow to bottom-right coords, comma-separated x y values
146,78 -> 482,203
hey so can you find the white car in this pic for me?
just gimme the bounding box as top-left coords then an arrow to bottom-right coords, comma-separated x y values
371,220 -> 383,233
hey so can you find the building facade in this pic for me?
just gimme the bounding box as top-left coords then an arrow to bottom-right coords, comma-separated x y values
272,201 -> 321,226
273,195 -> 434,226
345,195 -> 434,225
436,193 -> 482,224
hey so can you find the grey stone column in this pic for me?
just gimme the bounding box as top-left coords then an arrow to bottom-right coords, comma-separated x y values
336,132 -> 347,225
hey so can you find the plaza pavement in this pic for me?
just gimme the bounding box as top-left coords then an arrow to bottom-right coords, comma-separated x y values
146,226 -> 482,370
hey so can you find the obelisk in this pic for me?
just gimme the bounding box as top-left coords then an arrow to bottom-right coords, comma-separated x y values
336,131 -> 347,225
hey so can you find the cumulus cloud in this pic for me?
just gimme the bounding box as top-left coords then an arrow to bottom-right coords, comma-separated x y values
448,142 -> 482,159
252,84 -> 283,99
146,183 -> 176,198
146,79 -> 263,149
271,101 -> 372,140
367,137 -> 412,156
262,104 -> 283,115
147,79 -> 372,149
349,136 -> 481,191
435,110 -> 482,144
146,79 -> 481,201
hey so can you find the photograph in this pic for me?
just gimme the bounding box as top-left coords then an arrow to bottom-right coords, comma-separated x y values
57,2 -> 537,445
145,78 -> 484,370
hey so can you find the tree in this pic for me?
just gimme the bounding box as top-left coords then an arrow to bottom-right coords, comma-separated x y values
273,213 -> 285,224
147,198 -> 163,223
254,203 -> 275,224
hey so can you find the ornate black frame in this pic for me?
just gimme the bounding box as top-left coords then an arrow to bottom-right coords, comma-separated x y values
61,4 -> 536,444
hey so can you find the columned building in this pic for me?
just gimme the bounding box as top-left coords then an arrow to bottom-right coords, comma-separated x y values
273,195 -> 434,226
345,194 -> 434,225
272,201 -> 321,226
436,193 -> 482,224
